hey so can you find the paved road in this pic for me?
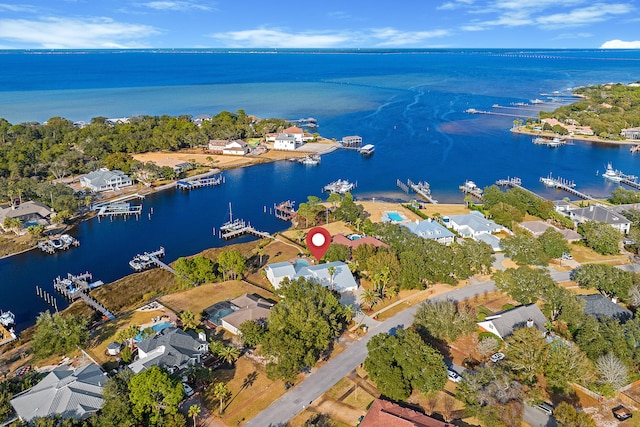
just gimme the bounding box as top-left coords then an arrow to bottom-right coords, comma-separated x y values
244,281 -> 497,427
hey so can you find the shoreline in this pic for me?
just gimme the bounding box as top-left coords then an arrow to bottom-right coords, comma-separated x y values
511,126 -> 639,146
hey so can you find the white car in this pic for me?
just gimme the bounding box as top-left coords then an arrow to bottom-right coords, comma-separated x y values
182,383 -> 195,397
490,352 -> 505,362
447,369 -> 462,383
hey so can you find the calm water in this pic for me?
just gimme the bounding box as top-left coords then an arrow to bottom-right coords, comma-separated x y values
1,49 -> 640,331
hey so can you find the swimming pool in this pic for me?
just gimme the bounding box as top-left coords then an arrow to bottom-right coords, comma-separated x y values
346,234 -> 362,241
135,321 -> 172,341
295,259 -> 310,268
385,212 -> 404,222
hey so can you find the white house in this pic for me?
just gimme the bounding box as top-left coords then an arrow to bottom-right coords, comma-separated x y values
264,260 -> 358,293
568,204 -> 631,234
401,219 -> 455,245
273,133 -> 300,151
222,140 -> 250,156
128,327 -> 208,374
448,211 -> 506,238
80,168 -> 133,192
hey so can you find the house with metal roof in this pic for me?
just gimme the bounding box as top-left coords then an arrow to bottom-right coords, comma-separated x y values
10,363 -> 105,422
401,219 -> 455,245
447,211 -> 506,238
477,304 -> 548,340
567,204 -> 631,234
220,294 -> 274,335
0,200 -> 54,231
519,220 -> 582,242
579,294 -> 632,323
264,260 -> 358,293
128,327 -> 208,374
80,168 -> 133,192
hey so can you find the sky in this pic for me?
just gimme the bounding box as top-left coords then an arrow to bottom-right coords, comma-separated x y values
0,0 -> 639,49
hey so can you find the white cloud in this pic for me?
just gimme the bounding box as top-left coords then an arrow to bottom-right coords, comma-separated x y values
140,1 -> 214,12
0,3 -> 38,13
0,17 -> 160,48
208,27 -> 450,48
536,3 -> 632,28
600,39 -> 640,48
437,0 -> 474,11
326,11 -> 352,20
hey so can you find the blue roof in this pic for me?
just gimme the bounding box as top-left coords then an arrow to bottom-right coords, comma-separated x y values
402,220 -> 454,240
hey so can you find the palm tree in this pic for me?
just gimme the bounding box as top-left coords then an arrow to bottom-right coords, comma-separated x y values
372,267 -> 391,297
327,266 -> 336,291
360,289 -> 381,311
213,382 -> 231,414
219,345 -> 240,366
188,404 -> 201,427
257,247 -> 265,266
180,310 -> 199,330
343,304 -> 356,323
117,324 -> 141,350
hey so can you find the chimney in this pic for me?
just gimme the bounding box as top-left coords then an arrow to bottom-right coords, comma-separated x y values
526,318 -> 534,328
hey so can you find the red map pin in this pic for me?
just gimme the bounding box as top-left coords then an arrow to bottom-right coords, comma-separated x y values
306,227 -> 331,261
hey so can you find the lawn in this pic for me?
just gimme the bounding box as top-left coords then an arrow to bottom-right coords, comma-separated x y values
570,242 -> 630,264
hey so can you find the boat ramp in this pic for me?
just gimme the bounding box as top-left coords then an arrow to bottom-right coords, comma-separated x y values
129,247 -> 166,271
538,174 -> 596,201
397,179 -> 438,204
53,272 -> 115,320
37,234 -> 80,254
459,180 -> 484,201
177,173 -> 224,190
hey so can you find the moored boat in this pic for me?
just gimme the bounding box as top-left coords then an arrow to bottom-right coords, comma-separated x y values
603,163 -> 623,182
0,310 -> 15,327
359,144 -> 375,156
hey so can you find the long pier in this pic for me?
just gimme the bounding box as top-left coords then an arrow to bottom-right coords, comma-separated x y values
620,177 -> 640,191
407,179 -> 438,204
53,272 -> 115,320
538,176 -> 597,201
465,108 -> 537,118
177,173 -> 224,190
496,177 -> 546,200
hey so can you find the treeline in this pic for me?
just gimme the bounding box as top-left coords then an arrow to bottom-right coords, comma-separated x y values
537,83 -> 640,140
0,111 -> 290,212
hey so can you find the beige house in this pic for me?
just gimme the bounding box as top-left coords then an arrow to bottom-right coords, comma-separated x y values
0,200 -> 54,231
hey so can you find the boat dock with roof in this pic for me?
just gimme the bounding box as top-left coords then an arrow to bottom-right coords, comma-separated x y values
129,247 -> 166,271
176,173 -> 224,190
274,200 -> 296,221
53,272 -> 115,320
459,180 -> 484,201
37,234 -> 80,254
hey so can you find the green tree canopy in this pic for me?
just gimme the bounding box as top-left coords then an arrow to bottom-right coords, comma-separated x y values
31,311 -> 89,359
414,300 -> 477,342
538,227 -> 571,259
128,366 -> 184,425
217,249 -> 246,280
572,263 -> 633,300
493,266 -> 555,305
501,233 -> 549,266
578,220 -> 620,255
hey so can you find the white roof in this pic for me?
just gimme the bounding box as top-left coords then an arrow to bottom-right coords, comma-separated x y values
265,260 -> 358,292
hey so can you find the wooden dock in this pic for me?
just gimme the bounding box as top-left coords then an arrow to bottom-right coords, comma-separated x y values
274,200 -> 296,221
97,202 -> 143,220
129,247 -> 166,271
465,108 -> 537,118
220,222 -> 272,240
0,323 -> 17,347
459,180 -> 484,201
537,175 -> 596,201
407,179 -> 438,204
92,193 -> 145,210
496,177 -> 546,200
53,272 -> 115,320
177,173 -> 224,190
37,234 -> 80,254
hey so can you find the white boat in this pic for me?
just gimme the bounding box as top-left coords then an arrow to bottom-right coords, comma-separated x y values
603,163 -> 623,182
299,155 -> 320,165
323,179 -> 355,194
540,177 -> 556,187
0,310 -> 15,327
530,99 -> 544,104
547,137 -> 562,148
359,144 -> 375,156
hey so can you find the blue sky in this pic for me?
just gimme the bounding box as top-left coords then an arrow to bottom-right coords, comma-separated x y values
0,0 -> 639,49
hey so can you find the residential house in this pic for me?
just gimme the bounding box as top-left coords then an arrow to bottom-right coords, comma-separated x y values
222,140 -> 250,156
579,294 -> 632,323
553,199 -> 577,214
220,294 -> 274,335
447,211 -> 507,249
264,260 -> 358,293
193,114 -> 212,126
272,133 -> 300,151
0,200 -> 54,230
332,233 -> 388,250
568,204 -> 631,234
477,304 -> 548,340
10,363 -> 105,422
475,233 -> 502,252
128,327 -> 208,374
519,220 -> 582,242
208,139 -> 228,153
359,398 -> 455,427
401,219 -> 455,245
80,168 -> 133,192
280,126 -> 313,143
621,127 -> 640,140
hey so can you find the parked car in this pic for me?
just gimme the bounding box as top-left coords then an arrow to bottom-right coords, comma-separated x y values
447,369 -> 462,383
536,402 -> 553,415
561,252 -> 573,260
613,405 -> 633,421
182,382 -> 195,397
490,352 -> 505,362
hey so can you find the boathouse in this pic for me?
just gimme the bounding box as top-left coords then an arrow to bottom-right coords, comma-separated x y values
80,168 -> 133,192
401,219 -> 455,245
10,363 -> 105,422
0,200 -> 54,231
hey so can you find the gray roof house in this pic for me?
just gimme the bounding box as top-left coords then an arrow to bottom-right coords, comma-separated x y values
128,327 -> 208,374
220,294 -> 274,335
477,304 -> 548,340
579,294 -> 632,323
10,363 -> 105,422
264,260 -> 358,293
401,219 -> 455,245
447,211 -> 507,238
80,168 -> 133,192
519,220 -> 582,242
0,200 -> 53,230
568,204 -> 631,234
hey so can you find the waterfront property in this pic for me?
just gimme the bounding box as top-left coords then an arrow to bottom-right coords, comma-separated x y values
447,211 -> 507,239
268,125 -> 313,151
401,219 -> 455,245
518,220 -> 582,242
477,304 -> 548,340
128,326 -> 208,374
80,168 -> 133,192
10,363 -> 105,422
219,293 -> 274,335
264,260 -> 358,293
382,211 -> 406,223
0,200 -> 54,231
621,127 -> 640,140
567,204 -> 631,234
341,135 -> 363,147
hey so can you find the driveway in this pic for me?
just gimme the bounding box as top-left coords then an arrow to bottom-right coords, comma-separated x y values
243,281 -> 497,427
